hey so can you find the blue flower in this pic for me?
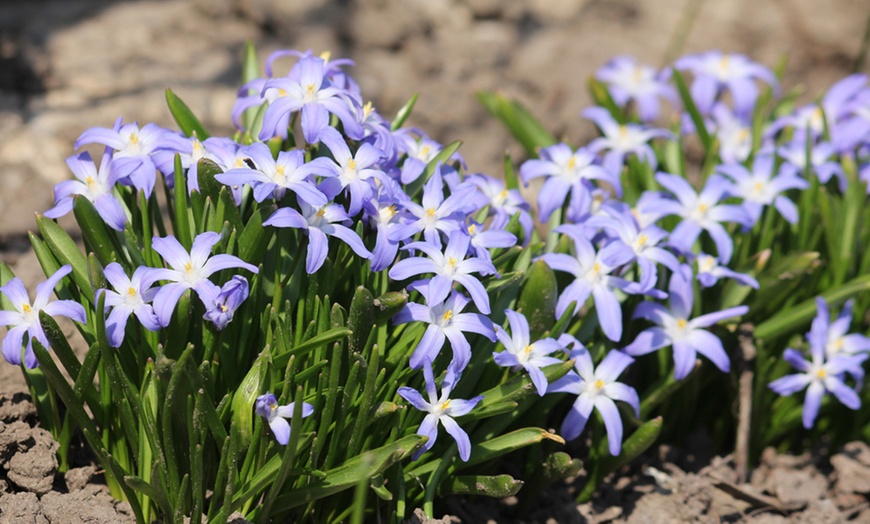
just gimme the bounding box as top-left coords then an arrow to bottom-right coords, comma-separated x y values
623,265 -> 748,379
693,253 -> 759,289
214,143 -> 330,206
99,262 -> 161,347
44,150 -> 138,231
547,348 -> 639,456
389,231 -> 496,314
583,107 -> 670,176
718,154 -> 808,226
768,299 -> 868,429
394,282 -> 494,370
674,51 -> 778,116
258,55 -> 362,143
397,360 -> 483,461
263,187 -> 372,274
648,172 -> 751,263
493,309 -> 564,396
519,143 -> 615,222
0,265 -> 86,368
539,224 -> 637,342
595,56 -> 676,121
203,276 -> 249,331
255,392 -> 314,445
143,232 -> 258,326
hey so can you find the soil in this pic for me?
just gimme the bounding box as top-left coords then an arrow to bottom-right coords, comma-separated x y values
1,0 -> 869,522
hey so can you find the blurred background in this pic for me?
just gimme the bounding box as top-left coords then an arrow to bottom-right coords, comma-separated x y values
0,0 -> 867,263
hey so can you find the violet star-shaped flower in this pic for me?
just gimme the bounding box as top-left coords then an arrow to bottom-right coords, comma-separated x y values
214,143 -> 330,206
595,56 -> 676,121
0,265 -> 86,368
493,309 -> 564,396
263,195 -> 372,274
318,127 -> 386,216
623,265 -> 747,379
693,253 -> 759,289
143,232 -> 259,327
259,55 -> 362,143
389,231 -> 496,314
255,392 -> 314,445
650,172 -> 751,263
547,349 -> 639,456
75,119 -> 175,197
813,297 -> 870,359
44,150 -> 138,231
674,51 -> 778,116
99,262 -> 161,347
397,360 -> 483,461
393,282 -> 494,370
583,107 -> 670,176
717,154 -> 808,226
768,299 -> 867,429
538,224 -> 637,342
520,143 -> 617,222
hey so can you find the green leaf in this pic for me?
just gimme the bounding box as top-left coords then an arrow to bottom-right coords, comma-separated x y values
587,77 -> 625,123
173,154 -> 193,249
671,69 -> 712,155
516,260 -> 558,340
373,291 -> 408,324
165,88 -> 210,139
73,196 -> 121,266
196,158 -> 225,204
540,451 -> 583,484
755,274 -> 870,340
503,152 -> 519,191
272,327 -> 352,369
472,360 -> 574,412
240,41 -> 261,133
347,286 -> 375,354
439,474 -> 524,498
477,91 -> 557,156
231,348 -> 270,445
35,214 -> 92,299
237,206 -> 273,263
259,434 -> 427,510
391,93 -> 419,131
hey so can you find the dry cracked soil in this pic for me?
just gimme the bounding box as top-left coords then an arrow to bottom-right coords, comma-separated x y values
1,0 -> 869,522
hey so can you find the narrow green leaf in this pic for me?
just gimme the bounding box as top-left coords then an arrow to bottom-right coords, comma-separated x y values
516,260 -> 558,340
347,286 -> 375,354
671,69 -> 712,155
196,158 -> 225,204
503,152 -> 519,191
231,348 -> 270,445
73,196 -> 121,266
273,327 -> 352,369
35,214 -> 92,298
440,474 -> 524,498
756,274 -> 870,340
165,87 -> 210,139
391,92 -> 419,131
477,91 -> 557,156
259,435 -> 427,510
237,206 -> 273,263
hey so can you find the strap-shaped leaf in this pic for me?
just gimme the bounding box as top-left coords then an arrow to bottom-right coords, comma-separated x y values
477,91 -> 556,157
391,92 -> 419,131
73,196 -> 122,267
439,474 -> 524,498
165,87 -> 210,139
36,214 -> 92,298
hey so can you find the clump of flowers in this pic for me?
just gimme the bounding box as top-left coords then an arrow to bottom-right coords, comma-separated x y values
3,41 -> 870,523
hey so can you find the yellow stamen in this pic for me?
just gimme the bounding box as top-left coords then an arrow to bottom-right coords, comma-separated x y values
363,101 -> 373,118
220,304 -> 228,312
618,126 -> 628,139
129,133 -> 139,145
447,257 -> 457,268
319,50 -> 332,62
276,165 -> 286,177
753,181 -> 764,192
636,233 -> 648,247
426,208 -> 436,217
567,157 -> 577,170
316,208 -> 326,218
677,318 -> 687,329
816,369 -> 827,379
420,145 -> 431,158
127,287 -> 137,297
305,83 -> 316,95
22,304 -> 32,313
522,344 -> 534,355
467,224 -> 477,235
498,189 -> 509,201
439,400 -> 451,411
594,379 -> 605,390
347,158 -> 357,171
442,310 -> 453,321
184,262 -> 193,272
